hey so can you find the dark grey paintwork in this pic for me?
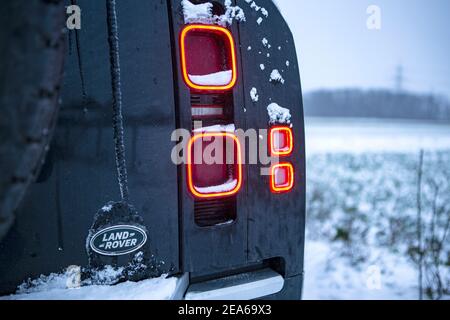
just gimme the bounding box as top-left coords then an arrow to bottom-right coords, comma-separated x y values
0,0 -> 180,294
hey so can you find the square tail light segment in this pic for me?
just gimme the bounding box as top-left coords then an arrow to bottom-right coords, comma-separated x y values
271,163 -> 294,193
180,24 -> 237,91
270,126 -> 293,156
187,132 -> 242,199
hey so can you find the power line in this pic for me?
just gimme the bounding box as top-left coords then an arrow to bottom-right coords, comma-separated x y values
394,65 -> 404,92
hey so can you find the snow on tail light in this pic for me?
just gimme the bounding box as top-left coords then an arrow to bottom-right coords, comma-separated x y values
269,126 -> 293,156
270,163 -> 294,193
187,132 -> 242,199
180,24 -> 237,91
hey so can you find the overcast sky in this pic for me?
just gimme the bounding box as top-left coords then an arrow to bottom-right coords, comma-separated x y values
275,0 -> 450,98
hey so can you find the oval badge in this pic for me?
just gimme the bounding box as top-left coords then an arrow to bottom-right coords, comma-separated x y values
90,225 -> 147,256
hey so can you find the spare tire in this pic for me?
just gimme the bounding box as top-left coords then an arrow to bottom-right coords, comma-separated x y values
0,0 -> 65,241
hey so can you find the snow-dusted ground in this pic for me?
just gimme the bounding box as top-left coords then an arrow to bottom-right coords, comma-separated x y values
303,117 -> 450,300
305,117 -> 450,154
303,241 -> 418,300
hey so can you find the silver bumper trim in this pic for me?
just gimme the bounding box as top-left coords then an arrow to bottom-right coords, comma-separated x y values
184,268 -> 284,300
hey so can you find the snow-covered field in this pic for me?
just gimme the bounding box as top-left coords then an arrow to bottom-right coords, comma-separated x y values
305,117 -> 450,154
303,117 -> 450,300
304,241 -> 419,300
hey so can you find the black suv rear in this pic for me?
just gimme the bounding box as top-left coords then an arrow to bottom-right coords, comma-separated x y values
0,0 -> 305,300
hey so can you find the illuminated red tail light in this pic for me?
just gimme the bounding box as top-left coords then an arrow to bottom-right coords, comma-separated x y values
187,132 -> 242,199
269,126 -> 293,156
180,24 -> 237,91
270,163 -> 294,193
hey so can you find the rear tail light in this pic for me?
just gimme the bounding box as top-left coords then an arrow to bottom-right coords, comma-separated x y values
180,24 -> 238,226
269,126 -> 293,156
187,132 -> 242,199
270,163 -> 294,193
180,24 -> 237,91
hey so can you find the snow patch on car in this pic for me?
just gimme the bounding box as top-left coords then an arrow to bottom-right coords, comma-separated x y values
182,0 -> 245,26
181,0 -> 213,24
215,219 -> 234,226
1,260 -> 179,300
250,1 -> 260,11
189,70 -> 232,86
261,7 -> 269,17
194,179 -> 238,194
102,204 -> 113,212
245,0 -> 268,24
2,274 -> 178,300
269,69 -> 285,84
220,0 -> 246,26
267,103 -> 291,125
250,87 -> 259,102
193,123 -> 236,133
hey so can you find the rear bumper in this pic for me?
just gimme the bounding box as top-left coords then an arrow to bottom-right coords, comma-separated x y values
171,268 -> 302,300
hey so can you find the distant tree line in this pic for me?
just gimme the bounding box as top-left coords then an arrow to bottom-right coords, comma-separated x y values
304,89 -> 450,121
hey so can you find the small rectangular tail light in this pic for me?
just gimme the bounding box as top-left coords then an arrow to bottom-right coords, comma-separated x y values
187,132 -> 242,199
270,163 -> 294,193
180,24 -> 237,91
270,126 -> 293,156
